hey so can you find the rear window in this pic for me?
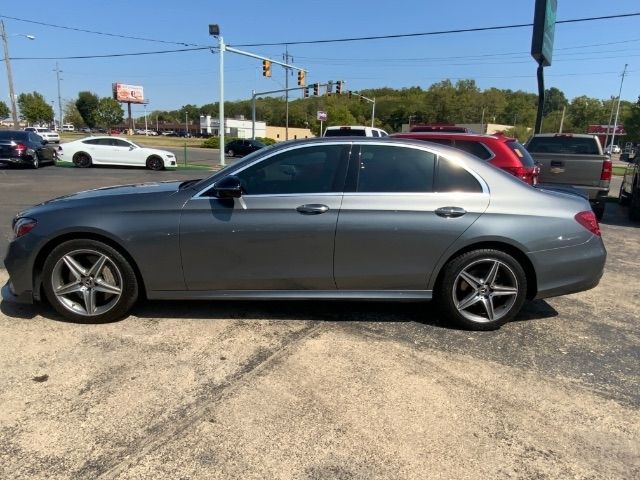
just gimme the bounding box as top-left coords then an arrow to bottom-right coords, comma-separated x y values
435,157 -> 482,193
507,141 -> 536,167
0,131 -> 28,142
325,128 -> 366,137
526,136 -> 600,155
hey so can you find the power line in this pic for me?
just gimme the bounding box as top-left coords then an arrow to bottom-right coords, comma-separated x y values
5,46 -> 213,61
230,12 -> 640,47
0,14 -> 202,47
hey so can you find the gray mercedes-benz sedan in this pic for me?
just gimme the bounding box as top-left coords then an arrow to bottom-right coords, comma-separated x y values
2,138 -> 606,330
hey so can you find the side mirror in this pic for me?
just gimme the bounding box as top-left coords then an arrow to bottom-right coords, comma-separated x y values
41,140 -> 48,145
213,175 -> 242,198
129,145 -> 135,150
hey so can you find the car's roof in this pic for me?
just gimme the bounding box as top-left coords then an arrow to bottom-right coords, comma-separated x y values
392,132 -> 514,142
324,125 -> 377,130
531,133 -> 597,138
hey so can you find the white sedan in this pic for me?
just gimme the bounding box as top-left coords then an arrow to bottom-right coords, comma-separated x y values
58,136 -> 177,170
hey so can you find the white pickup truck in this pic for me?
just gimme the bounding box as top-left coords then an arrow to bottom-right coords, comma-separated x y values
24,127 -> 60,144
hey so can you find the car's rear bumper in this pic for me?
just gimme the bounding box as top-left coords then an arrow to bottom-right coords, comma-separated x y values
1,280 -> 33,304
529,235 -> 606,300
0,157 -> 31,166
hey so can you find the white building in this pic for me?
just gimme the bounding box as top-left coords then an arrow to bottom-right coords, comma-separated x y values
200,115 -> 266,138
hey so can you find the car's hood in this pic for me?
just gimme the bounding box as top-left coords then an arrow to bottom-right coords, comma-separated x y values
17,181 -> 192,219
137,147 -> 173,156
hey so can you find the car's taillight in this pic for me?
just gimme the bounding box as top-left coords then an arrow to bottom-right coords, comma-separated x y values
600,158 -> 612,181
574,211 -> 601,236
13,217 -> 37,238
14,143 -> 27,155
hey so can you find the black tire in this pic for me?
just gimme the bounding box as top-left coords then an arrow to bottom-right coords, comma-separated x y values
42,239 -> 139,323
592,203 -> 605,221
227,149 -> 235,157
435,249 -> 527,330
73,152 -> 92,168
146,156 -> 164,171
629,185 -> 640,222
618,182 -> 631,206
31,156 -> 39,169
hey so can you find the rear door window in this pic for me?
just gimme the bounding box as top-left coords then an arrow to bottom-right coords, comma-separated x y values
356,145 -> 435,193
435,157 -> 483,193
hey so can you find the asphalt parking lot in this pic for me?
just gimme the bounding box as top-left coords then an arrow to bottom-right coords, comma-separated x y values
0,165 -> 638,479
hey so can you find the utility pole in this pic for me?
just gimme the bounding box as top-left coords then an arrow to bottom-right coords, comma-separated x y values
1,20 -> 19,128
610,64 -> 628,151
604,96 -> 616,149
558,105 -> 566,133
283,45 -> 292,140
54,62 -> 63,131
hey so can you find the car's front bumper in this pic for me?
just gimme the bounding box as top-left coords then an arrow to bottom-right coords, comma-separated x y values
529,235 -> 606,299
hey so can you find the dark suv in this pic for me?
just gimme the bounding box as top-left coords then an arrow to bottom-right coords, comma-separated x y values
391,132 -> 539,185
225,139 -> 266,157
0,130 -> 56,169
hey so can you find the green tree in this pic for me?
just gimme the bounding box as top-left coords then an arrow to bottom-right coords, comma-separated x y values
76,91 -> 100,128
543,87 -> 568,116
63,100 -> 84,127
0,100 -> 9,119
623,96 -> 640,144
17,92 -> 53,124
93,97 -> 124,128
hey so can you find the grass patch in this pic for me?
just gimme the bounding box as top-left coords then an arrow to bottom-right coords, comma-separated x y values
59,133 -> 207,149
54,160 -> 211,171
612,166 -> 627,176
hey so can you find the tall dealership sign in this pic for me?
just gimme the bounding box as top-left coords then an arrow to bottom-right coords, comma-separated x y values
531,0 -> 557,134
112,83 -> 146,133
112,83 -> 145,104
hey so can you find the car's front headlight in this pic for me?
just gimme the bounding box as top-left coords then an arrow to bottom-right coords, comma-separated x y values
13,217 -> 37,238
166,154 -> 175,158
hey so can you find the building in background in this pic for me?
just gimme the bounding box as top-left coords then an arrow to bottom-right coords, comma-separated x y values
587,124 -> 626,148
266,126 -> 314,141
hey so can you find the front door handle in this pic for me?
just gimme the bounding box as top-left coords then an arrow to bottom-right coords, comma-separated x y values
296,204 -> 329,215
435,206 -> 467,218
550,160 -> 564,167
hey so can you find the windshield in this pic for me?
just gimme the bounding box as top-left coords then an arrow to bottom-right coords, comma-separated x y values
325,128 -> 366,137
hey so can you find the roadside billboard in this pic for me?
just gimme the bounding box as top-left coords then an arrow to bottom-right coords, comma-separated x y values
112,83 -> 145,104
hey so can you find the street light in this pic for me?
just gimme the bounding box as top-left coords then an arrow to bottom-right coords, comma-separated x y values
0,20 -> 35,127
209,24 -> 225,166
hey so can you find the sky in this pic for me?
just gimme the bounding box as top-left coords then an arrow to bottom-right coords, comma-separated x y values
1,0 -> 639,120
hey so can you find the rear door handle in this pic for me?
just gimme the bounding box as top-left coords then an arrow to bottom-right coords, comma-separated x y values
435,206 -> 467,218
296,204 -> 329,215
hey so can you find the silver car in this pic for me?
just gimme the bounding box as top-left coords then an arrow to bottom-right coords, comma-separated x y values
2,138 -> 606,330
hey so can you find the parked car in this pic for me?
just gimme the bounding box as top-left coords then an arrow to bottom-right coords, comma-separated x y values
525,134 -> 611,220
161,130 -> 176,136
392,132 -> 539,185
0,130 -> 57,168
81,127 -> 92,134
618,148 -> 640,220
24,127 -> 60,144
2,138 -> 606,330
605,144 -> 621,155
62,124 -> 75,132
56,136 -> 177,170
323,126 -> 388,137
225,139 -> 266,157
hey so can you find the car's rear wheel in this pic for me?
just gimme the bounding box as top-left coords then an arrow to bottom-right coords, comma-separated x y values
146,156 -> 164,171
73,152 -> 92,168
31,156 -> 39,169
227,149 -> 235,157
436,249 -> 527,330
42,239 -> 139,323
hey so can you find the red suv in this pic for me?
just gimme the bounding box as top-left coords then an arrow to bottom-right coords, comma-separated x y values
391,132 -> 539,185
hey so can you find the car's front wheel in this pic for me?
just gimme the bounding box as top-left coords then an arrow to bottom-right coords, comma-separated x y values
146,156 -> 164,171
42,239 -> 139,323
436,249 -> 527,330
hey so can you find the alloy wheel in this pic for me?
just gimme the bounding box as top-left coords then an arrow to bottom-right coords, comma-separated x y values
51,249 -> 123,317
452,258 -> 519,324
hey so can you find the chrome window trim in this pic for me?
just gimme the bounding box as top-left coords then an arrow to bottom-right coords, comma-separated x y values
192,140 -> 489,199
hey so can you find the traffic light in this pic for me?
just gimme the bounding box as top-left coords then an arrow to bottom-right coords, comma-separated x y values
262,60 -> 271,77
297,70 -> 306,86
336,80 -> 343,95
303,86 -> 309,98
326,81 -> 333,96
313,83 -> 319,96
348,91 -> 352,99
